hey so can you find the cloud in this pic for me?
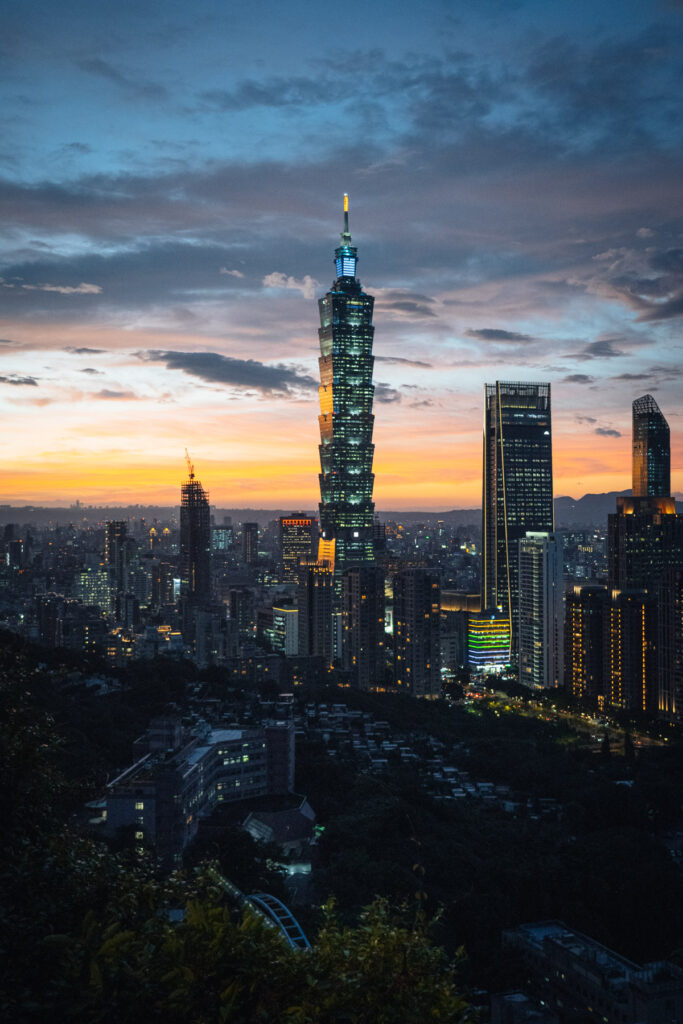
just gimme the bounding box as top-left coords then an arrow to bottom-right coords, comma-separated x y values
636,227 -> 654,238
595,427 -> 622,437
610,372 -> 654,382
21,282 -> 101,295
64,346 -> 105,354
220,267 -> 245,278
562,373 -> 595,384
581,339 -> 624,359
374,355 -> 433,368
140,350 -> 316,395
74,57 -> 167,101
375,290 -> 438,319
95,389 -> 137,400
0,375 -> 38,386
262,272 -> 319,300
465,328 -> 533,343
374,382 -> 402,403
80,367 -> 102,375
576,415 -> 597,424
0,338 -> 18,345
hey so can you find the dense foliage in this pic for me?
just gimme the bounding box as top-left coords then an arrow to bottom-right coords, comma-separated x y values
0,635 -> 473,1022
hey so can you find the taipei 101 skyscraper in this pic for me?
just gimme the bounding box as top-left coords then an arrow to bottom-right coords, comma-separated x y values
317,196 -> 376,596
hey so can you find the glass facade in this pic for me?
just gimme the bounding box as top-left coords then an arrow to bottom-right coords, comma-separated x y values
180,474 -> 211,604
632,393 -> 670,498
317,197 -> 376,596
482,382 -> 554,657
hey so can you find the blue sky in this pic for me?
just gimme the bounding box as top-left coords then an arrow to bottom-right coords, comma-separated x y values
0,0 -> 682,507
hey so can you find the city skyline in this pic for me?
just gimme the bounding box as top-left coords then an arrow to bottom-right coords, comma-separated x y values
1,1 -> 682,509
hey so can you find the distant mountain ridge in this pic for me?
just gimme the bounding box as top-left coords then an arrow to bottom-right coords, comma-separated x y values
0,494 -> 681,529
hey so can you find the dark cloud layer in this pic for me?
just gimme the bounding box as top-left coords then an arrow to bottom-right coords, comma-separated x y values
141,350 -> 316,395
0,374 -> 38,386
465,328 -> 533,343
595,427 -> 621,437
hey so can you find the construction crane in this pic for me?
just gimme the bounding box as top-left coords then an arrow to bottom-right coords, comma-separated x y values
185,448 -> 194,480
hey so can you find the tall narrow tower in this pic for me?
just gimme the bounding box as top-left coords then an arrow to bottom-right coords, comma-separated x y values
317,195 -> 376,594
482,382 -> 554,658
180,453 -> 211,606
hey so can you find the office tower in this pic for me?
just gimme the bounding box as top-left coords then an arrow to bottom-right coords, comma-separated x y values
564,584 -> 608,702
180,460 -> 211,607
608,589 -> 657,712
229,586 -> 256,644
270,605 -> 299,656
297,559 -> 333,665
658,567 -> 683,722
608,397 -> 682,591
482,382 -> 554,658
211,524 -> 233,554
342,565 -> 385,690
317,196 -> 376,597
467,610 -> 511,671
394,568 -> 441,697
242,522 -> 259,566
518,532 -> 564,690
279,513 -> 316,583
633,393 -> 670,498
105,520 -> 128,595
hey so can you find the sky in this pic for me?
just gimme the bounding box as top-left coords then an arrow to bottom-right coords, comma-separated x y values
1,0 -> 682,510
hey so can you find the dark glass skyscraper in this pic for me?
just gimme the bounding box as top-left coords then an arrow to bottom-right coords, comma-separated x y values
632,393 -> 670,498
180,459 -> 211,606
317,196 -> 376,595
482,382 -> 554,657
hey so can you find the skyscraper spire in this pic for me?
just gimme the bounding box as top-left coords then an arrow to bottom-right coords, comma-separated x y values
317,198 -> 376,599
342,193 -> 351,243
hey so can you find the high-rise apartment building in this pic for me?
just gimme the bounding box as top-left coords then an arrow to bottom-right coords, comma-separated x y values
518,532 -> 564,690
341,564 -> 385,690
565,584 -> 608,703
608,589 -> 657,712
279,513 -> 316,583
241,522 -> 259,566
658,567 -> 683,722
482,382 -> 554,659
394,568 -> 441,697
317,196 -> 376,597
105,520 -> 129,596
180,462 -> 211,606
297,559 -> 333,665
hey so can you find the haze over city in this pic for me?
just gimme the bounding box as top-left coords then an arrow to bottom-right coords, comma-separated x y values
1,0 -> 682,509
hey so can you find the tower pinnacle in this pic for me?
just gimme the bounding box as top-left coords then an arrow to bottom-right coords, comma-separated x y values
341,193 -> 351,244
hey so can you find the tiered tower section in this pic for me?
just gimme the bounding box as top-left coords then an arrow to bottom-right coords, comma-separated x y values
317,196 -> 376,592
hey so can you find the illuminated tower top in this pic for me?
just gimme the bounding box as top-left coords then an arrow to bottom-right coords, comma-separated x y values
334,194 -> 359,284
632,394 -> 670,498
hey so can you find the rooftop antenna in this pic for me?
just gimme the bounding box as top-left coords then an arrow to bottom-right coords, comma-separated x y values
185,448 -> 195,480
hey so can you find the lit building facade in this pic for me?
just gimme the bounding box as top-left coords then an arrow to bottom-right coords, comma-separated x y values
393,568 -> 441,697
317,196 -> 376,598
564,584 -> 608,702
632,393 -> 670,498
607,588 -> 657,713
658,567 -> 683,722
518,532 -> 564,690
241,522 -> 259,566
482,382 -> 554,659
342,564 -> 385,690
468,610 -> 511,671
297,559 -> 333,665
279,513 -> 316,583
180,467 -> 211,605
